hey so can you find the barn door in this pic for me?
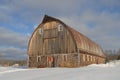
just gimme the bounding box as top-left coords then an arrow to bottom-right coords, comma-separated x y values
47,56 -> 53,67
47,55 -> 58,67
53,55 -> 58,67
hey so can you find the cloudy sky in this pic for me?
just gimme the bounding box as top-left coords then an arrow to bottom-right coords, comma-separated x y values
0,0 -> 120,60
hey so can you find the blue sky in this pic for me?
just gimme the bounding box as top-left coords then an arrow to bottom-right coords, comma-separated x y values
0,0 -> 120,60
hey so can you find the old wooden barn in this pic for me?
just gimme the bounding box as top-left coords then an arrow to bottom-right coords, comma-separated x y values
27,15 -> 106,68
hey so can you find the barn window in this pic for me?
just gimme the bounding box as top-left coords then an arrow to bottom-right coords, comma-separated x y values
89,55 -> 91,61
62,54 -> 67,61
93,56 -> 95,62
39,28 -> 43,34
83,54 -> 85,62
58,24 -> 63,31
87,55 -> 89,61
90,56 -> 92,61
37,56 -> 41,63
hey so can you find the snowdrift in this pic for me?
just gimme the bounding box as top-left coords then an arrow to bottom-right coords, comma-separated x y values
0,60 -> 120,80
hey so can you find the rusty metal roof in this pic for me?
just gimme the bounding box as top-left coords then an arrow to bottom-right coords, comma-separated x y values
67,26 -> 105,57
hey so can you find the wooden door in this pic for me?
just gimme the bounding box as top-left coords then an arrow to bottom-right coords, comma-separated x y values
53,55 -> 58,67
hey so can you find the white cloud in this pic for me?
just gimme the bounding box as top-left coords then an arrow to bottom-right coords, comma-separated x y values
0,27 -> 29,48
0,47 -> 27,60
100,0 -> 120,7
58,10 -> 120,50
0,27 -> 29,60
0,9 -> 12,23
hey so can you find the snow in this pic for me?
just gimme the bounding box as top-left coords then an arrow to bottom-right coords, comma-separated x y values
0,60 -> 120,80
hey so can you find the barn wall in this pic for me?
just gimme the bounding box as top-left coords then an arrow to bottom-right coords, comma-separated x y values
28,21 -> 76,55
28,56 -> 37,68
28,21 -> 78,67
29,52 -> 106,68
80,53 -> 106,66
32,53 -> 80,68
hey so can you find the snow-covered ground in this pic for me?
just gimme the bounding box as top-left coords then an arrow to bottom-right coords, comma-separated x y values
0,60 -> 120,80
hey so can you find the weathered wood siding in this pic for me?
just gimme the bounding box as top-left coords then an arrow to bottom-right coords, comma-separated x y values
80,53 -> 105,66
28,21 -> 77,67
